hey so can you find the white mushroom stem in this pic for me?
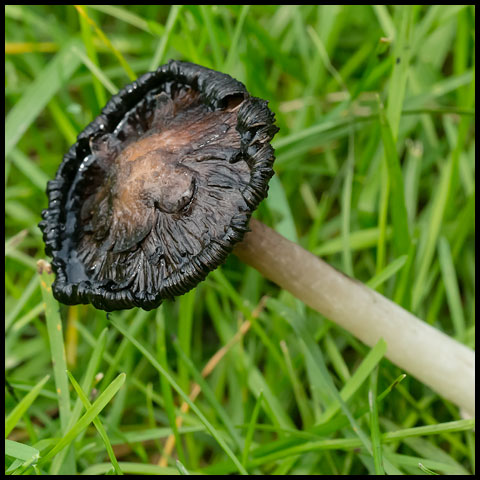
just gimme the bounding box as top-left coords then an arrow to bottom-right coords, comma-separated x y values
234,218 -> 475,416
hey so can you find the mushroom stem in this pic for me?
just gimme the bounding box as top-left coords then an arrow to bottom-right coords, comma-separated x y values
233,218 -> 475,416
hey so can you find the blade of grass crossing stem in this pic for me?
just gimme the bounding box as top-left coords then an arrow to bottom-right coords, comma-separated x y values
437,236 -> 466,340
379,101 -> 411,256
313,226 -> 392,256
5,374 -> 50,438
39,372 -> 126,466
39,268 -> 71,432
367,254 -> 408,290
5,38 -> 82,157
50,328 -> 108,474
172,338 -> 243,451
369,366 -> 385,474
155,307 -> 186,465
110,319 -> 249,475
149,5 -> 182,70
67,371 -> 123,475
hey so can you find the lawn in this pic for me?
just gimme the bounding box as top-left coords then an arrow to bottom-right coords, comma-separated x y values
5,5 -> 475,475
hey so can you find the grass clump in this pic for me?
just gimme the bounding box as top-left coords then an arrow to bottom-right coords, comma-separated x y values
5,5 -> 475,475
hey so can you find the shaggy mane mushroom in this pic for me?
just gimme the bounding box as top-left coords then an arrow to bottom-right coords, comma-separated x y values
39,60 -> 474,417
40,61 -> 277,311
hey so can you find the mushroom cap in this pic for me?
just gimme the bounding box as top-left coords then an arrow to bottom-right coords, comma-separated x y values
39,60 -> 278,311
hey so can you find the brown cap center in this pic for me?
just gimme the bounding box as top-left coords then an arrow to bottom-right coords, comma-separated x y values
115,146 -> 196,214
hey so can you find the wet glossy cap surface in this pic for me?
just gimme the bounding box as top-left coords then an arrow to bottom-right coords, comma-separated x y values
39,60 -> 278,311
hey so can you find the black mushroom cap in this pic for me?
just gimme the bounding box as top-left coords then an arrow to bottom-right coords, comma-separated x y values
39,60 -> 279,311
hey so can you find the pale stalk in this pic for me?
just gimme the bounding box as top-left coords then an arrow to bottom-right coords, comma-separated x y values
233,219 -> 475,417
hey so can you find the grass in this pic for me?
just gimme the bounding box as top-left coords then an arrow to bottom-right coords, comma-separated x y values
5,5 -> 475,475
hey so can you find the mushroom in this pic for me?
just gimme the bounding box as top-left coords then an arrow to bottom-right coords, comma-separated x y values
39,60 -> 474,416
40,61 -> 278,311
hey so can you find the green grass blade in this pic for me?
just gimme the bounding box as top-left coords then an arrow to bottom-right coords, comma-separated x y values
386,5 -> 414,137
8,148 -> 50,191
223,5 -> 250,74
5,439 -> 40,464
176,459 -> 191,475
242,390 -> 263,468
156,307 -> 186,465
149,5 -> 182,70
39,266 -> 71,432
367,254 -> 408,290
369,367 -> 385,474
317,337 -> 388,424
110,318 -> 249,476
378,101 -> 411,255
67,370 -> 123,475
172,337 -> 243,451
71,45 -> 118,95
266,298 -> 376,453
5,374 -> 50,437
85,4 -> 151,32
5,38 -> 82,157
49,328 -> 109,474
5,272 -> 39,332
411,64 -> 475,311
40,372 -> 126,464
177,289 -> 196,391
79,6 -> 107,108
199,5 -> 223,69
74,5 -> 136,81
437,236 -> 466,340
